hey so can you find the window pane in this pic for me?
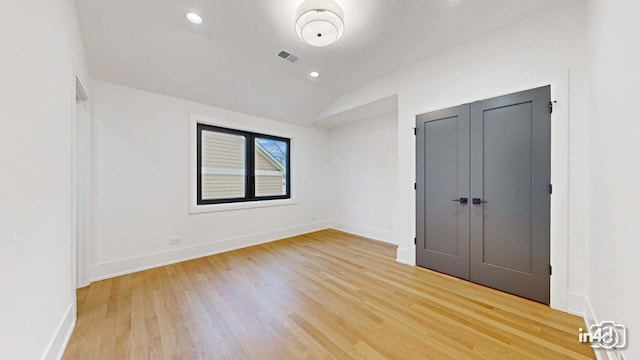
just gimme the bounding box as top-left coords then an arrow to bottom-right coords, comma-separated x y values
255,137 -> 288,197
201,130 -> 246,200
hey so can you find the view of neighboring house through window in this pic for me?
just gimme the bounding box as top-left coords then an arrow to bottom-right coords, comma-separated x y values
197,123 -> 290,204
254,137 -> 288,197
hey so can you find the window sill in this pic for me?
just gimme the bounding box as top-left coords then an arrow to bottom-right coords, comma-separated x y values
189,198 -> 298,214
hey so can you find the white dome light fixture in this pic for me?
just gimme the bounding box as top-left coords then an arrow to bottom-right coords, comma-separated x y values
295,0 -> 344,47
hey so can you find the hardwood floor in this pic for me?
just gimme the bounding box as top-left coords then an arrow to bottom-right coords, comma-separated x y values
63,230 -> 594,359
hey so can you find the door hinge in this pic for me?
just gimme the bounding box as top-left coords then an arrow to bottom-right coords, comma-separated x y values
413,127 -> 417,135
549,264 -> 552,276
414,183 -> 417,190
414,237 -> 417,245
549,184 -> 553,195
549,100 -> 557,114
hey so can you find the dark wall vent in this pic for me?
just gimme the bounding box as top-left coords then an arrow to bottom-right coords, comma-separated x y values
276,50 -> 299,63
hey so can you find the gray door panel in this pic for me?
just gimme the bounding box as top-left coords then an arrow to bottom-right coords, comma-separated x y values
470,85 -> 551,304
480,102 -> 533,273
416,105 -> 470,280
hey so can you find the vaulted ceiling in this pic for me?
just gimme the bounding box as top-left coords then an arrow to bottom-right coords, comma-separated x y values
75,0 -> 559,126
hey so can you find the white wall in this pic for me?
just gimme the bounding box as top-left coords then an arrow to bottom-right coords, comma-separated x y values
0,0 -> 89,359
328,113 -> 399,244
321,0 -> 589,313
90,80 -> 330,279
587,0 -> 640,358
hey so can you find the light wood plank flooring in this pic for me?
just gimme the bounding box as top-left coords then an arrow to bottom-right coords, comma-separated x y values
63,229 -> 594,359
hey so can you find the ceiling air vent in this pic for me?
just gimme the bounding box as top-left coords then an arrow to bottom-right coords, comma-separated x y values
276,50 -> 299,63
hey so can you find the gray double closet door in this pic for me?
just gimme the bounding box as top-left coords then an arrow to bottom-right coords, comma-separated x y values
416,86 -> 551,304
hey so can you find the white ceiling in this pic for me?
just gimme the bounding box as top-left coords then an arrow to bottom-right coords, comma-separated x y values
75,0 -> 559,126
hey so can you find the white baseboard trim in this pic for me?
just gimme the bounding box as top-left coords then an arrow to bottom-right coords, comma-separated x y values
583,295 -> 609,360
396,247 -> 410,265
567,291 -> 588,317
329,221 -> 397,245
91,221 -> 330,281
43,302 -> 76,360
569,292 -> 623,360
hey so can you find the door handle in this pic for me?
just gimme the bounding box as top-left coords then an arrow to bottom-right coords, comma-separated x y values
452,197 -> 468,204
472,198 -> 488,205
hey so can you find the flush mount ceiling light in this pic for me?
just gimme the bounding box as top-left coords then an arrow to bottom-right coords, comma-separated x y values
295,0 -> 344,47
186,12 -> 203,24
310,71 -> 320,78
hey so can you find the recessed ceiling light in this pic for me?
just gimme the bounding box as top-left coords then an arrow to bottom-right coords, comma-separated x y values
310,71 -> 320,78
186,12 -> 203,24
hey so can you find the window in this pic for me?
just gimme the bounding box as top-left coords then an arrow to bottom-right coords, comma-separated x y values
197,123 -> 290,205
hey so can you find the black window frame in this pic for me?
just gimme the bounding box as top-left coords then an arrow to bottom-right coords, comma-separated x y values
196,123 -> 291,205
